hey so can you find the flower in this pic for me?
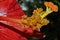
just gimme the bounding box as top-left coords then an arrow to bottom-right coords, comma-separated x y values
0,0 -> 48,40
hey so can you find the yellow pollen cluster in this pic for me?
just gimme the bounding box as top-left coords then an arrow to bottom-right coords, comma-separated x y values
21,8 -> 49,31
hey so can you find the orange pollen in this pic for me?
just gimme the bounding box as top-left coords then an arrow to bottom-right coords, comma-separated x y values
44,1 -> 58,12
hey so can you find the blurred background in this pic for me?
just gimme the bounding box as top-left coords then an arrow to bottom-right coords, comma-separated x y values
17,0 -> 60,40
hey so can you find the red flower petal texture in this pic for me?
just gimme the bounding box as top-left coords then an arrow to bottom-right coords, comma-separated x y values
0,0 -> 27,40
